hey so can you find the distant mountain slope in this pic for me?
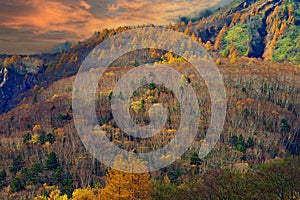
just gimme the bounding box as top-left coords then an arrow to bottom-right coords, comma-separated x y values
194,0 -> 300,63
0,0 -> 299,115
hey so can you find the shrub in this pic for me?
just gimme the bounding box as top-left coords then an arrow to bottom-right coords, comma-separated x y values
10,177 -> 25,193
45,152 -> 59,170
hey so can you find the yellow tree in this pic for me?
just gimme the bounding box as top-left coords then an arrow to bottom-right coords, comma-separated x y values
204,41 -> 213,51
229,44 -> 239,63
35,189 -> 68,200
279,20 -> 287,36
288,4 -> 295,24
72,187 -> 98,200
49,190 -> 68,200
101,154 -> 152,200
184,26 -> 191,35
3,57 -> 11,68
230,50 -> 238,63
230,12 -> 241,27
214,24 -> 228,50
240,13 -> 248,23
288,4 -> 294,18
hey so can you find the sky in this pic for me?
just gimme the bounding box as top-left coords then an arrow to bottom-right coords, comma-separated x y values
0,0 -> 228,55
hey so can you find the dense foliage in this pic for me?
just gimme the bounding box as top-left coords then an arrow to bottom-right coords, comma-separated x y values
0,0 -> 299,199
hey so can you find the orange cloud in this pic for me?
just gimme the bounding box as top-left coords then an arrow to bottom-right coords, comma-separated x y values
80,0 -> 92,10
0,0 -> 98,35
0,0 -> 226,54
108,0 -> 147,11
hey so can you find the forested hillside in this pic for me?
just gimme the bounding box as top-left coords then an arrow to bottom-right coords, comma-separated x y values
0,0 -> 299,199
0,56 -> 299,199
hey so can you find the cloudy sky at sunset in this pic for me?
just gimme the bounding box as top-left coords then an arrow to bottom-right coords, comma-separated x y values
0,0 -> 228,54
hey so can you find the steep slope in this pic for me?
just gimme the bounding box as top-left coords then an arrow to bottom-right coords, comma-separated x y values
0,57 -> 299,198
200,0 -> 300,63
1,0 -> 300,115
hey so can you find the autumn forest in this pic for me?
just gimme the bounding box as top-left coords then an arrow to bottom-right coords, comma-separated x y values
0,0 -> 300,199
